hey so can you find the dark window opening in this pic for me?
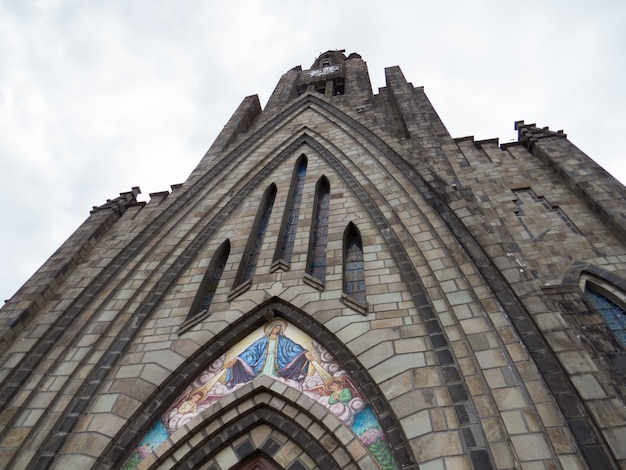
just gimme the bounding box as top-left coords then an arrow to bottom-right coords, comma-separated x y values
185,239 -> 230,326
200,250 -> 228,311
585,283 -> 626,348
333,78 -> 345,95
343,223 -> 366,305
277,157 -> 307,264
308,177 -> 330,283
240,185 -> 276,286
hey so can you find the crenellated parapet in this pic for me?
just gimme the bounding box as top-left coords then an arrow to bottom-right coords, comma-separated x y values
515,120 -> 567,149
0,187 -> 142,356
90,186 -> 142,214
515,120 -> 626,242
2,52 -> 626,470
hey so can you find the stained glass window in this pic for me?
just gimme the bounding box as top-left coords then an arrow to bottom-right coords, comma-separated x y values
278,157 -> 307,263
308,177 -> 330,283
344,223 -> 365,304
585,284 -> 626,348
186,240 -> 230,323
242,185 -> 276,284
200,245 -> 229,311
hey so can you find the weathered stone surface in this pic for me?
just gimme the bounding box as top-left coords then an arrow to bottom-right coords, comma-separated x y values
1,51 -> 624,470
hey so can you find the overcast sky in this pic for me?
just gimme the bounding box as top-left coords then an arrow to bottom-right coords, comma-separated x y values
1,1 -> 624,303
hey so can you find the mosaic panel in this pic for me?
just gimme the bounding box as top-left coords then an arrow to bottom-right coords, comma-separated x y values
125,320 -> 398,470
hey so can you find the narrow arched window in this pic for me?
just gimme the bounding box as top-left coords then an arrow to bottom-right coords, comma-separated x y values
273,156 -> 307,269
343,223 -> 366,307
585,283 -> 626,348
307,176 -> 330,284
233,184 -> 277,293
183,239 -> 230,330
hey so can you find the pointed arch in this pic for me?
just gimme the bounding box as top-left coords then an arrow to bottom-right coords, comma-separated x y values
343,222 -> 366,310
38,103 -> 497,468
35,128 -> 495,469
580,272 -> 626,349
232,184 -> 277,295
128,382 -> 371,470
103,297 -> 416,470
128,320 -> 399,469
558,264 -> 626,404
306,175 -> 330,286
236,453 -> 281,470
272,155 -> 307,270
182,239 -> 230,331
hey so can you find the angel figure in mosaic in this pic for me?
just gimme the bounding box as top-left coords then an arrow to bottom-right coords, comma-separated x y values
166,366 -> 230,433
325,376 -> 353,404
176,387 -> 209,415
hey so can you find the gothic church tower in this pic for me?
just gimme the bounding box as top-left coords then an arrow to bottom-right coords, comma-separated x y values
1,51 -> 625,469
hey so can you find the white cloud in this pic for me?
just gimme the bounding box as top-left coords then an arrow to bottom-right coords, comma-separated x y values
0,0 -> 624,302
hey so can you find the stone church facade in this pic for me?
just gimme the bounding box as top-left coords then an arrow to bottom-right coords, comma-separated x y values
1,51 -> 625,469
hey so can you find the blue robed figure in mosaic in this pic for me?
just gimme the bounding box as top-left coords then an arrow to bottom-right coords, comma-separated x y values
125,320 -> 398,470
224,320 -> 314,386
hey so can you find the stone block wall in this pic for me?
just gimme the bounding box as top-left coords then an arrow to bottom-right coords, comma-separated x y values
0,52 -> 625,470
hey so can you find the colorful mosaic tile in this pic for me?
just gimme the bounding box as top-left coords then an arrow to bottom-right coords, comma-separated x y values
125,320 -> 398,469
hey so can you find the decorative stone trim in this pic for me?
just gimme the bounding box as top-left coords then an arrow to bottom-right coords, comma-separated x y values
100,297 -> 417,470
228,279 -> 252,301
341,292 -> 367,315
269,258 -> 289,273
27,133 -> 321,466
137,380 -> 371,470
178,309 -> 210,334
303,272 -> 324,291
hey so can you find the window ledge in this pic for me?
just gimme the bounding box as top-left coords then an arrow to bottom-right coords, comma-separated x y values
228,279 -> 251,301
270,259 -> 290,273
179,309 -> 209,334
303,273 -> 325,291
341,292 -> 368,315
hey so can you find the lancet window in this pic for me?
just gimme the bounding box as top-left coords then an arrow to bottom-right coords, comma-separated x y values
237,184 -> 276,288
276,156 -> 307,265
343,222 -> 366,305
184,240 -> 230,327
307,176 -> 330,283
585,283 -> 626,348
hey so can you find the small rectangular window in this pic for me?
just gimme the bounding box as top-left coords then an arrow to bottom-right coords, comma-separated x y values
334,78 -> 345,95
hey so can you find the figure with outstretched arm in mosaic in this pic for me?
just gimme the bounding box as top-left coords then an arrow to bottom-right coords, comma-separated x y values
224,320 -> 314,387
